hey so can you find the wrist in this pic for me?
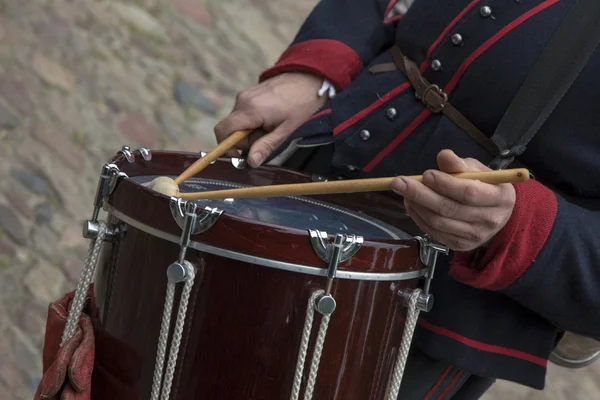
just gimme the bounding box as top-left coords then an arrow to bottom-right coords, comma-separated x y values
269,72 -> 329,108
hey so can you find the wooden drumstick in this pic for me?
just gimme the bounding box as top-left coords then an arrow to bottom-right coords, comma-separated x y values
174,129 -> 252,185
178,168 -> 530,201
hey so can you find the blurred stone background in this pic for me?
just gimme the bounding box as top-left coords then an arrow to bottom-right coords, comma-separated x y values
0,0 -> 597,399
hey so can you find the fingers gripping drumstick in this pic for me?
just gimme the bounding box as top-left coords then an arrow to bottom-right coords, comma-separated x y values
178,168 -> 530,201
147,129 -> 253,196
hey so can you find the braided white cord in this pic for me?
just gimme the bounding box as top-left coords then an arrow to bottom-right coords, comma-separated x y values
60,221 -> 107,346
290,290 -> 323,400
150,261 -> 196,400
160,261 -> 196,400
303,312 -> 331,400
385,289 -> 421,400
150,280 -> 176,400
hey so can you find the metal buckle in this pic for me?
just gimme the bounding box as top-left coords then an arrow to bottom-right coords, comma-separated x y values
421,84 -> 448,113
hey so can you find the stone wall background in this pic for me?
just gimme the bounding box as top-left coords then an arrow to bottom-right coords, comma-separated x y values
0,0 -> 597,398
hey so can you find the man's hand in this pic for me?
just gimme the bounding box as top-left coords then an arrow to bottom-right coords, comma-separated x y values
214,72 -> 327,168
391,149 -> 516,252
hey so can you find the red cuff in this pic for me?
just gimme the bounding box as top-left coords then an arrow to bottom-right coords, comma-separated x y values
259,39 -> 362,91
450,180 -> 558,290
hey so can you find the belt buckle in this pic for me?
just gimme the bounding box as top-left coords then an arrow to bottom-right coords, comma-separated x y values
421,84 -> 448,113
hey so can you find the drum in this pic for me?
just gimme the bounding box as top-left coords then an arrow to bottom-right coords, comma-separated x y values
86,147 -> 439,400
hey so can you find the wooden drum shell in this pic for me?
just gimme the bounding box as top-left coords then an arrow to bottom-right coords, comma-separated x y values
93,151 -> 427,400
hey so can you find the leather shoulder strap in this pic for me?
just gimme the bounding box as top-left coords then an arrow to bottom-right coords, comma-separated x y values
490,0 -> 600,169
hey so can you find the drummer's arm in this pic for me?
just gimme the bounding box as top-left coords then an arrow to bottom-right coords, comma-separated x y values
450,182 -> 600,339
259,0 -> 398,92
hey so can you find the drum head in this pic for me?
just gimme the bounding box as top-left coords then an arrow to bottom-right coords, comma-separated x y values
131,175 -> 412,240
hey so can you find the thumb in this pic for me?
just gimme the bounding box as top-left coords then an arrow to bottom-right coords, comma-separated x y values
247,123 -> 294,168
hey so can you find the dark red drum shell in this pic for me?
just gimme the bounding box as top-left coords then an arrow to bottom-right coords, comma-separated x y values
94,150 -> 426,400
106,151 -> 424,275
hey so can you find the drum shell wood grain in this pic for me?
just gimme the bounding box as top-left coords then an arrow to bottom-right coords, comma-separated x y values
93,151 -> 426,400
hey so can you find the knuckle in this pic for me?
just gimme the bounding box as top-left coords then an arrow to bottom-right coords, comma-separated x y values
405,183 -> 420,202
428,215 -> 446,232
235,90 -> 251,104
486,212 -> 505,230
438,199 -> 458,217
463,185 -> 480,204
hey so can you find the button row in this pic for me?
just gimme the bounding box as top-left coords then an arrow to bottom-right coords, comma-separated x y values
430,5 -> 495,71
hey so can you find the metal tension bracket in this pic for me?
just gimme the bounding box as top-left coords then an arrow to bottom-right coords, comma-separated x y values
118,145 -> 152,163
169,198 -> 222,235
398,235 -> 449,313
82,162 -> 128,241
309,230 -> 363,316
199,151 -> 247,170
167,200 -> 200,283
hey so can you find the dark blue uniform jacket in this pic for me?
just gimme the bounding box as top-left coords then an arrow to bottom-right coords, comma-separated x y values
259,0 -> 600,394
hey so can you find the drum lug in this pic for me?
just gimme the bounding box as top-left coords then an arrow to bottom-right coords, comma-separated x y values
397,288 -> 434,313
169,197 -> 223,235
308,230 -> 363,264
415,235 -> 449,295
119,145 -> 152,162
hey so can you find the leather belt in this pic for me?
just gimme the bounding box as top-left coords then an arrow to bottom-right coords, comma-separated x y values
369,45 -> 501,158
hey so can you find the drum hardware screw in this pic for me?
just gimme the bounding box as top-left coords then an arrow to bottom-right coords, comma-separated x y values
119,146 -> 152,162
431,59 -> 443,71
415,235 -> 449,295
167,262 -> 193,283
119,145 -> 135,163
359,129 -> 371,141
138,147 -> 152,161
398,288 -> 434,312
82,220 -> 121,241
315,295 -> 336,316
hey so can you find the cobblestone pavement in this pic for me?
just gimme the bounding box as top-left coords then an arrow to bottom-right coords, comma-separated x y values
0,1 -> 596,399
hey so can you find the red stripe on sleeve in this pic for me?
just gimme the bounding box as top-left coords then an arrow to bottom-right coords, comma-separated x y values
450,180 -> 558,291
259,39 -> 362,91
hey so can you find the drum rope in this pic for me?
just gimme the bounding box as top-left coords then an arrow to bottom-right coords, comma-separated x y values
290,289 -> 332,400
385,289 -> 422,400
60,221 -> 107,347
303,310 -> 331,400
150,261 -> 196,400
